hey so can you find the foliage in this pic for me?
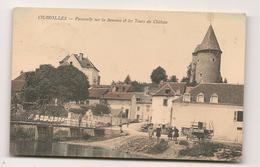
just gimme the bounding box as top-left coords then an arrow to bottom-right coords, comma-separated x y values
131,81 -> 145,92
91,104 -> 111,116
181,77 -> 189,83
169,75 -> 178,82
21,64 -> 90,104
179,142 -> 225,157
147,139 -> 169,154
150,66 -> 167,84
124,75 -> 131,84
68,107 -> 88,115
179,140 -> 189,146
40,105 -> 68,117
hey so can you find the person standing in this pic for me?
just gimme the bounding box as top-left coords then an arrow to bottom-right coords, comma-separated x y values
148,124 -> 154,139
168,127 -> 173,140
156,124 -> 162,141
173,126 -> 179,141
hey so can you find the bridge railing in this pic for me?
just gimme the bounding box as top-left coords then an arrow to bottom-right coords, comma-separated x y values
11,114 -> 132,128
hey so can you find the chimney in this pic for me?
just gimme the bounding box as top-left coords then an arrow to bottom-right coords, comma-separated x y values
79,53 -> 83,61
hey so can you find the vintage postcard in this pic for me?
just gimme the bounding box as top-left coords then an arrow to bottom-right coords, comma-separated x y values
10,8 -> 245,162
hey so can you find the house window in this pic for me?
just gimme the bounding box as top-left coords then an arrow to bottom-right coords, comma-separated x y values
183,93 -> 191,102
234,111 -> 243,122
213,58 -> 215,62
200,73 -> 202,77
137,106 -> 140,111
163,99 -> 168,106
136,98 -> 141,101
237,127 -> 243,131
210,93 -> 218,103
165,89 -> 170,94
196,93 -> 204,103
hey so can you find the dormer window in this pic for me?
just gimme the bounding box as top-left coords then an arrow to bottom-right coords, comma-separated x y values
196,93 -> 204,103
183,93 -> 191,102
210,93 -> 218,103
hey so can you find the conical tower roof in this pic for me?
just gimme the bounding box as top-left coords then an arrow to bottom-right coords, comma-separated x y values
193,25 -> 222,54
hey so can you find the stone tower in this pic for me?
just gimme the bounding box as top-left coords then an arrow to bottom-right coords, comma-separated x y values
190,25 -> 222,84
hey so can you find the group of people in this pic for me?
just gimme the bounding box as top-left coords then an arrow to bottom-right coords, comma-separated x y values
147,124 -> 179,141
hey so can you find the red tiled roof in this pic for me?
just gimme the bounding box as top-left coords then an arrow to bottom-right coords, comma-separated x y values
89,88 -> 109,99
102,92 -> 134,100
59,53 -> 99,72
153,82 -> 186,96
174,83 -> 244,106
11,72 -> 30,93
12,80 -> 26,93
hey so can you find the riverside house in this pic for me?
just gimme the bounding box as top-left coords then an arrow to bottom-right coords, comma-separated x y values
172,83 -> 244,143
151,82 -> 186,125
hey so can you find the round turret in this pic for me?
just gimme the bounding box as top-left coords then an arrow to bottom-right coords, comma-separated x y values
192,25 -> 222,83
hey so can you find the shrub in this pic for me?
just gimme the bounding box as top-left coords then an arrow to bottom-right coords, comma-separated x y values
179,140 -> 189,146
147,139 -> 169,154
179,142 -> 225,157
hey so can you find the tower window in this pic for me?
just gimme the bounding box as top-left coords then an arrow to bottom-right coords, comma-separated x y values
197,59 -> 199,62
70,62 -> 73,65
200,73 -> 202,77
213,58 -> 215,62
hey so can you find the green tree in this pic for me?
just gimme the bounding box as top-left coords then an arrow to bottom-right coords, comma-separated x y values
55,65 -> 89,102
21,64 -> 89,104
124,75 -> 131,84
131,81 -> 145,92
181,77 -> 189,83
169,75 -> 178,82
91,104 -> 111,116
150,66 -> 167,84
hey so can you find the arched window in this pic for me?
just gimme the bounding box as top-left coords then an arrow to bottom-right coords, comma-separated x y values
183,93 -> 191,102
196,93 -> 204,103
210,93 -> 218,103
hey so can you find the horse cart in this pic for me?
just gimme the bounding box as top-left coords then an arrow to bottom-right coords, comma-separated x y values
181,121 -> 214,141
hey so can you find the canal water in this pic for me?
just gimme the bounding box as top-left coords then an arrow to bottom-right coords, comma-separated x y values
10,140 -> 147,159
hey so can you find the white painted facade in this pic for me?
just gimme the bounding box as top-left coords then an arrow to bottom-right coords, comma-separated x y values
60,54 -> 99,85
136,103 -> 152,122
81,67 -> 99,85
172,102 -> 243,143
151,96 -> 180,124
105,96 -> 137,120
88,99 -> 100,106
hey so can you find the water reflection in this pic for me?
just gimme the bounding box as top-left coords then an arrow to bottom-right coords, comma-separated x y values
10,140 -> 146,159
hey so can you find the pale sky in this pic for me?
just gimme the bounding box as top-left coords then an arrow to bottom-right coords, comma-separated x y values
12,8 -> 246,84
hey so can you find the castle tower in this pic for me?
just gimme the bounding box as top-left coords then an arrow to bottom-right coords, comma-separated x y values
190,25 -> 222,83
